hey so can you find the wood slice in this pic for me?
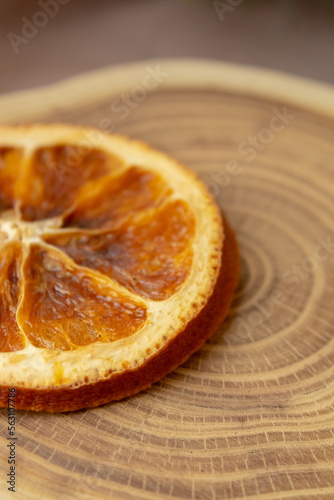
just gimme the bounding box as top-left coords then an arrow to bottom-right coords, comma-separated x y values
0,60 -> 334,499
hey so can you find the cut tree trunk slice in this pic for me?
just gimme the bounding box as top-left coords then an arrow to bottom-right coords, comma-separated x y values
0,60 -> 333,500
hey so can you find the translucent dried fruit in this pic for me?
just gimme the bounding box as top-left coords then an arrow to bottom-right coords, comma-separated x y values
0,125 -> 238,412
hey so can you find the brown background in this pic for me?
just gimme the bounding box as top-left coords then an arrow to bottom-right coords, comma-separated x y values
0,0 -> 334,95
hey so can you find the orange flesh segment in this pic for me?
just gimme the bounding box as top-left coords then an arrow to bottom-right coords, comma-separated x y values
64,166 -> 172,230
0,148 -> 23,213
20,146 -> 124,221
45,200 -> 195,301
0,243 -> 25,352
17,244 -> 147,351
0,139 -> 197,352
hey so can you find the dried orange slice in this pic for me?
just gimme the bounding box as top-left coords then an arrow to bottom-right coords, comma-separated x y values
0,125 -> 239,412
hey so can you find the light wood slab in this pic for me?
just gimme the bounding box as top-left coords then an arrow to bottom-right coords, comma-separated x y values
0,60 -> 334,500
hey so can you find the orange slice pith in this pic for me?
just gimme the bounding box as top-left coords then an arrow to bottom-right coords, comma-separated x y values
0,124 -> 239,412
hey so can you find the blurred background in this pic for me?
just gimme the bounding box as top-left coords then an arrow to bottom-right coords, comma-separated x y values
0,0 -> 334,94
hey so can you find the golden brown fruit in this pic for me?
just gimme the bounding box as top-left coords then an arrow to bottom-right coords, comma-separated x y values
0,125 -> 239,412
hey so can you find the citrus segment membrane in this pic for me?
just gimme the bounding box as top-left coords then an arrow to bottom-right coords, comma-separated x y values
20,146 -> 125,221
0,231 -> 8,244
0,242 -> 25,353
17,244 -> 147,351
63,166 -> 172,230
0,147 -> 23,214
44,200 -> 196,301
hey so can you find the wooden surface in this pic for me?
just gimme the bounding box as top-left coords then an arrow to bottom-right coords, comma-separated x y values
0,60 -> 334,499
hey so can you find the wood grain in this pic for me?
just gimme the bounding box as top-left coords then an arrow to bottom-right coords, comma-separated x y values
0,60 -> 334,499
